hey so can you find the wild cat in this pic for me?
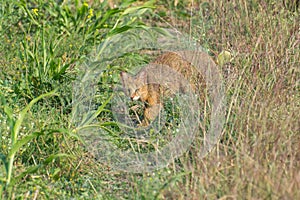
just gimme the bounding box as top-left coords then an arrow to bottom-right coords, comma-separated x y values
120,51 -> 210,126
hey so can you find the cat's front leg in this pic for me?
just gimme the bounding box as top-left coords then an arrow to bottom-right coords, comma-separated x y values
141,103 -> 163,126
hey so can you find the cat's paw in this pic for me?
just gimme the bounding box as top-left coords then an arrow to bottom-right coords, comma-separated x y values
130,104 -> 140,111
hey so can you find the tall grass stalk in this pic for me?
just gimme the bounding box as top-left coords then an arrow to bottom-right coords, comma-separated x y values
2,90 -> 57,192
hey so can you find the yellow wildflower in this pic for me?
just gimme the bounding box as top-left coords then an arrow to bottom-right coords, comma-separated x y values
32,8 -> 38,16
88,8 -> 94,18
83,2 -> 89,7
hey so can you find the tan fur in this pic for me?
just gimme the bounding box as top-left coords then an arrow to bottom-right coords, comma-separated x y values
120,51 -> 207,126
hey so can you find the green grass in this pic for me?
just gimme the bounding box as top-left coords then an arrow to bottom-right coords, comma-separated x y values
0,0 -> 299,199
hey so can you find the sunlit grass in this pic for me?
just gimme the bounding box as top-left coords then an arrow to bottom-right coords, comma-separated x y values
0,0 -> 299,199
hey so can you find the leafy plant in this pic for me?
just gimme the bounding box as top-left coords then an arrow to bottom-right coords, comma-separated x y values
0,90 -> 73,198
3,0 -> 155,99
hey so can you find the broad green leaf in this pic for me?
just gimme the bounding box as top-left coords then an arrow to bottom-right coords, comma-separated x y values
122,4 -> 155,16
8,132 -> 43,158
11,165 -> 41,185
44,153 -> 73,164
12,90 -> 58,143
97,8 -> 122,28
79,94 -> 113,126
3,106 -> 13,120
53,59 -> 76,80
108,25 -> 133,37
3,106 -> 14,132
99,125 -> 119,137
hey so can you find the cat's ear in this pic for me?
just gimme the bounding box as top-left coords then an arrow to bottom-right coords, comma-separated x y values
137,71 -> 147,84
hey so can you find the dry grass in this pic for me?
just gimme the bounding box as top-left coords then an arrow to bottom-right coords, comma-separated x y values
154,1 -> 300,199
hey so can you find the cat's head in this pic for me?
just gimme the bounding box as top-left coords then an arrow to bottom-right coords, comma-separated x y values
120,71 -> 148,101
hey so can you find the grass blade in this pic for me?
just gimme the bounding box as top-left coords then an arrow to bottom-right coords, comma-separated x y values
79,93 -> 113,127
12,90 -> 58,143
8,132 -> 43,158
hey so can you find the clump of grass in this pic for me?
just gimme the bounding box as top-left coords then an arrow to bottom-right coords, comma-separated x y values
1,0 -> 155,198
152,0 -> 300,199
1,0 -> 299,199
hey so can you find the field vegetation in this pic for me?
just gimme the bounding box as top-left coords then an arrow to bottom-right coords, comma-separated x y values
0,0 -> 299,199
